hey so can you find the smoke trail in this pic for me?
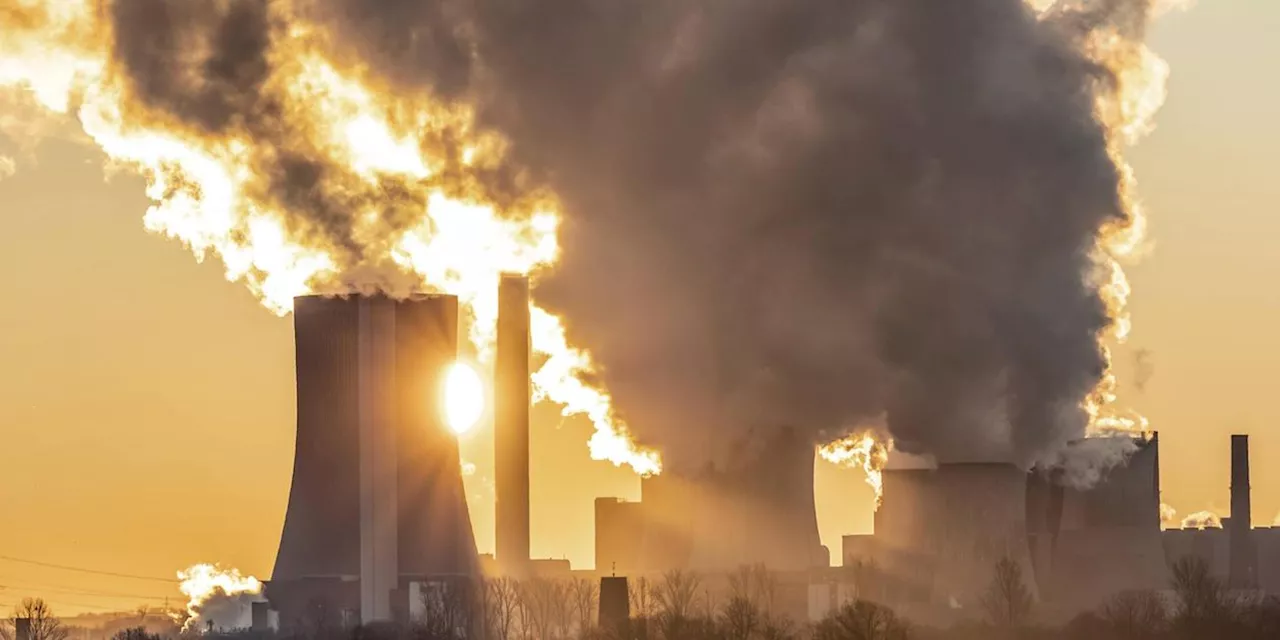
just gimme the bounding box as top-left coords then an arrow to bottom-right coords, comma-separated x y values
348,0 -> 1169,471
0,0 -> 1179,475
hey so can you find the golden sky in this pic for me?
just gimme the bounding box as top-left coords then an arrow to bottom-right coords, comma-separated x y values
0,0 -> 1277,617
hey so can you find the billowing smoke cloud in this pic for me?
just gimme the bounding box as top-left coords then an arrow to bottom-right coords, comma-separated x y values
446,0 -> 1160,470
14,0 -> 1170,473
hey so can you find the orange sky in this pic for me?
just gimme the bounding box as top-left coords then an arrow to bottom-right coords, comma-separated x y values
0,0 -> 1277,618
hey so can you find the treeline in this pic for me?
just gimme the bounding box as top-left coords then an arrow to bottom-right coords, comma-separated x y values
6,556 -> 1280,640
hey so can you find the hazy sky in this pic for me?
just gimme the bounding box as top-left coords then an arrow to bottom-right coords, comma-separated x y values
0,0 -> 1276,616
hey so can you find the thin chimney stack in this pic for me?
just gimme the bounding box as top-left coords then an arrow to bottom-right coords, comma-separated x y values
1228,434 -> 1257,589
495,274 -> 532,574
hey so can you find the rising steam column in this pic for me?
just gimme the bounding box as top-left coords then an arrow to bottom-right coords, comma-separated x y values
495,274 -> 532,575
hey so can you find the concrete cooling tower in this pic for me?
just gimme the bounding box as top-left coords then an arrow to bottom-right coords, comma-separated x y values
874,463 -> 1038,608
1040,435 -> 1168,612
267,294 -> 478,629
637,426 -> 825,572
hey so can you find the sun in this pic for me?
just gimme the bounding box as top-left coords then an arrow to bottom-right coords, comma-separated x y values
444,362 -> 484,434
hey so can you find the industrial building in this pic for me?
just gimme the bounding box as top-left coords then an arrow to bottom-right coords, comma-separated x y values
842,433 -> 1278,621
265,293 -> 479,629
259,286 -> 1277,631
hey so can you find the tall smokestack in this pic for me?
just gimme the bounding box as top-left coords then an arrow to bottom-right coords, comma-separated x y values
495,274 -> 531,574
1229,434 -> 1257,589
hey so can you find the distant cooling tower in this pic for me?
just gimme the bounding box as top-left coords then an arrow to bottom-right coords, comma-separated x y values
268,294 -> 479,628
633,427 -> 823,572
1044,435 -> 1169,610
875,463 -> 1039,607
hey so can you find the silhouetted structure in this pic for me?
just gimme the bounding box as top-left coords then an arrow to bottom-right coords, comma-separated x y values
267,294 -> 479,629
1042,434 -> 1169,610
595,498 -> 643,573
599,577 -> 630,635
632,426 -> 825,572
1230,434 -> 1258,588
845,435 -> 1175,614
874,462 -> 1039,607
495,274 -> 532,575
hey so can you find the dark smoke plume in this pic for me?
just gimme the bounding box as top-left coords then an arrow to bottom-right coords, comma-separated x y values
101,0 -> 1162,471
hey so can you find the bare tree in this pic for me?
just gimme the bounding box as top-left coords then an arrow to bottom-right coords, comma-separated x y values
5,599 -> 69,640
654,570 -> 701,640
518,578 -> 571,640
629,577 -> 656,620
568,578 -> 599,636
758,616 -> 798,640
813,601 -> 907,640
718,597 -> 760,640
628,577 -> 655,640
727,564 -> 777,617
1170,556 -> 1236,638
981,557 -> 1033,628
416,579 -> 474,639
1097,590 -> 1168,640
485,578 -> 521,640
110,629 -> 160,640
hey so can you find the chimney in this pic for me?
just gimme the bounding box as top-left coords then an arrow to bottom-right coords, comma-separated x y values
1229,434 -> 1257,589
495,274 -> 532,574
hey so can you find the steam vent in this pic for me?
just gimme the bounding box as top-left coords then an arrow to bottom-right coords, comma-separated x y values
267,294 -> 478,629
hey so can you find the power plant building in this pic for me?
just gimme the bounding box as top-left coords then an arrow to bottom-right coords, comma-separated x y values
843,432 -> 1280,621
267,294 -> 479,629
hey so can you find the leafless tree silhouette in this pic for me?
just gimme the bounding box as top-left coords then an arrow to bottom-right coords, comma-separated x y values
3,599 -> 69,640
483,578 -> 521,640
727,564 -> 777,618
813,601 -> 908,640
981,557 -> 1033,628
1170,556 -> 1236,638
718,597 -> 760,640
109,628 -> 160,640
1097,590 -> 1168,640
568,578 -> 598,635
654,570 -> 702,640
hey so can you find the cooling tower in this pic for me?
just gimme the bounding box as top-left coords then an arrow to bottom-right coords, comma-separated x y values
875,463 -> 1038,608
495,274 -> 532,574
636,427 -> 823,571
689,426 -> 824,570
1044,435 -> 1169,611
268,294 -> 479,628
